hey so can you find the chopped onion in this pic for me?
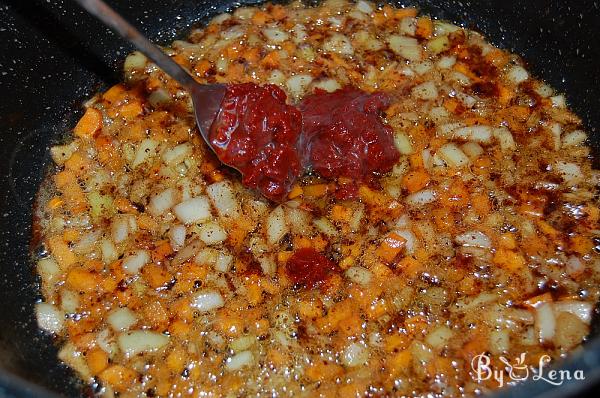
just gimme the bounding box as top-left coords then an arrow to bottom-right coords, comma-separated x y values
312,78 -> 342,93
263,27 -> 289,44
356,0 -> 373,13
50,142 -> 78,165
58,343 -> 90,379
148,188 -> 177,217
169,224 -> 187,251
286,206 -> 312,235
455,231 -> 491,249
173,196 -> 212,224
173,239 -> 203,265
266,206 -> 289,245
226,351 -> 254,371
388,35 -> 421,61
162,143 -> 192,166
206,181 -> 241,218
60,290 -> 79,314
562,130 -> 587,147
566,256 -> 585,278
489,330 -> 510,355
131,139 -> 158,169
555,161 -> 583,185
399,17 -> 417,36
124,51 -> 147,72
345,266 -> 373,285
111,216 -> 131,243
413,59 -> 433,75
535,302 -> 556,342
118,331 -> 169,357
122,250 -> 150,275
37,257 -> 60,286
553,300 -> 593,324
550,94 -> 566,108
191,289 -> 225,312
215,252 -> 233,273
286,74 -> 313,98
393,132 -> 414,155
258,256 -> 276,275
460,142 -> 484,159
493,127 -> 516,151
507,65 -> 529,84
406,189 -> 437,207
36,302 -> 65,334
437,55 -> 456,69
394,229 -> 417,255
313,217 -> 338,237
108,308 -> 138,331
452,125 -> 492,143
411,81 -> 438,100
197,222 -> 227,245
230,335 -> 255,352
323,33 -> 354,55
101,238 -> 118,264
425,326 -> 453,349
195,247 -> 218,266
438,143 -> 470,168
342,342 -> 369,367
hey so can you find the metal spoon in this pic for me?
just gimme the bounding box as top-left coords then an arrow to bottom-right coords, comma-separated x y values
73,0 -> 227,147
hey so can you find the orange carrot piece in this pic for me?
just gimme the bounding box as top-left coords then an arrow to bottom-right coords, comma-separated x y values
74,108 -> 102,139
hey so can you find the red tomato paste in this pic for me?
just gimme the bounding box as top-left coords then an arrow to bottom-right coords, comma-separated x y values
285,248 -> 339,288
209,84 -> 399,201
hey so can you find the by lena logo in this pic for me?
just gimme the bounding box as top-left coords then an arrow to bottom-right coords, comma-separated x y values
471,353 -> 585,388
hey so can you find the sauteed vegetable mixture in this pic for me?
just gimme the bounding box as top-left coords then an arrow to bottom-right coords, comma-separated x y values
36,1 -> 600,397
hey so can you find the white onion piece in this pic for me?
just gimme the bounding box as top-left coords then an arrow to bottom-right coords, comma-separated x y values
132,139 -> 159,168
555,161 -> 583,185
286,74 -> 313,98
292,24 -> 308,44
313,217 -> 338,237
197,222 -> 227,245
455,231 -> 491,249
162,143 -> 192,166
411,81 -> 438,100
425,326 -> 453,349
406,189 -> 437,207
230,335 -> 255,352
206,181 -> 240,218
312,78 -> 342,93
263,27 -> 289,44
226,351 -> 254,371
173,196 -> 212,224
215,252 -> 233,273
438,143 -> 470,168
108,308 -> 138,331
461,142 -> 484,159
124,51 -> 147,71
58,343 -> 90,379
437,122 -> 464,137
342,342 -> 369,367
191,290 -> 225,312
493,127 -> 516,151
356,0 -> 373,13
399,17 -> 417,36
96,329 -> 118,357
195,247 -> 218,266
266,206 -> 289,245
507,65 -> 529,84
122,250 -> 150,275
173,239 -> 203,265
535,302 -> 556,342
36,303 -> 65,334
37,257 -> 60,285
148,188 -> 177,217
413,59 -> 433,75
566,256 -> 585,277
286,207 -> 312,235
60,290 -> 79,314
489,330 -> 510,355
452,125 -> 492,144
323,33 -> 354,55
101,238 -> 118,264
118,331 -> 169,357
345,267 -> 373,285
553,301 -> 593,325
388,35 -> 421,61
259,256 -> 277,275
394,132 -> 413,155
437,55 -> 456,69
562,130 -> 587,147
111,216 -> 130,244
169,224 -> 187,251
550,94 -> 566,108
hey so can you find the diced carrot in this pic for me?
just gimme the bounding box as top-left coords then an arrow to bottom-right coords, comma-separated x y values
431,207 -> 452,231
194,59 -> 213,77
251,10 -> 270,25
152,240 -> 173,263
471,192 -> 491,216
330,205 -> 352,222
395,8 -> 418,19
74,108 -> 102,139
166,346 -> 187,373
294,236 -> 312,250
440,179 -> 469,209
243,47 -> 261,64
536,220 -> 559,238
402,169 -> 430,193
408,152 -> 424,169
62,228 -> 80,243
269,4 -> 287,20
376,232 -> 407,263
102,84 -> 127,104
168,319 -> 191,338
570,235 -> 593,255
213,308 -> 244,337
46,196 -> 64,210
48,236 -> 77,269
387,349 -> 412,376
358,185 -> 390,207
303,184 -> 329,198
397,256 -> 422,278
415,16 -> 433,39
276,251 -> 293,265
171,54 -> 191,68
141,263 -> 173,289
305,360 -> 344,382
493,248 -> 526,272
99,365 -> 137,392
119,101 -> 143,120
64,152 -> 90,175
66,268 -> 100,292
137,214 -> 158,232
86,348 -> 109,375
498,233 -> 517,249
260,51 -> 280,69
170,297 -> 194,322
385,333 -> 410,352
288,184 -> 303,199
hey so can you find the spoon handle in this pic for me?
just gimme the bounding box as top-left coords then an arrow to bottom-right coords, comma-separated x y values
73,0 -> 199,91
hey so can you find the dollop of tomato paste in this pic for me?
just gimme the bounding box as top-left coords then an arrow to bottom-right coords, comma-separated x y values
209,83 -> 303,201
209,84 -> 399,201
285,248 -> 339,288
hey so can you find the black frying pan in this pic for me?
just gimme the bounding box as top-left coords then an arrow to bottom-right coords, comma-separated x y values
0,0 -> 599,397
